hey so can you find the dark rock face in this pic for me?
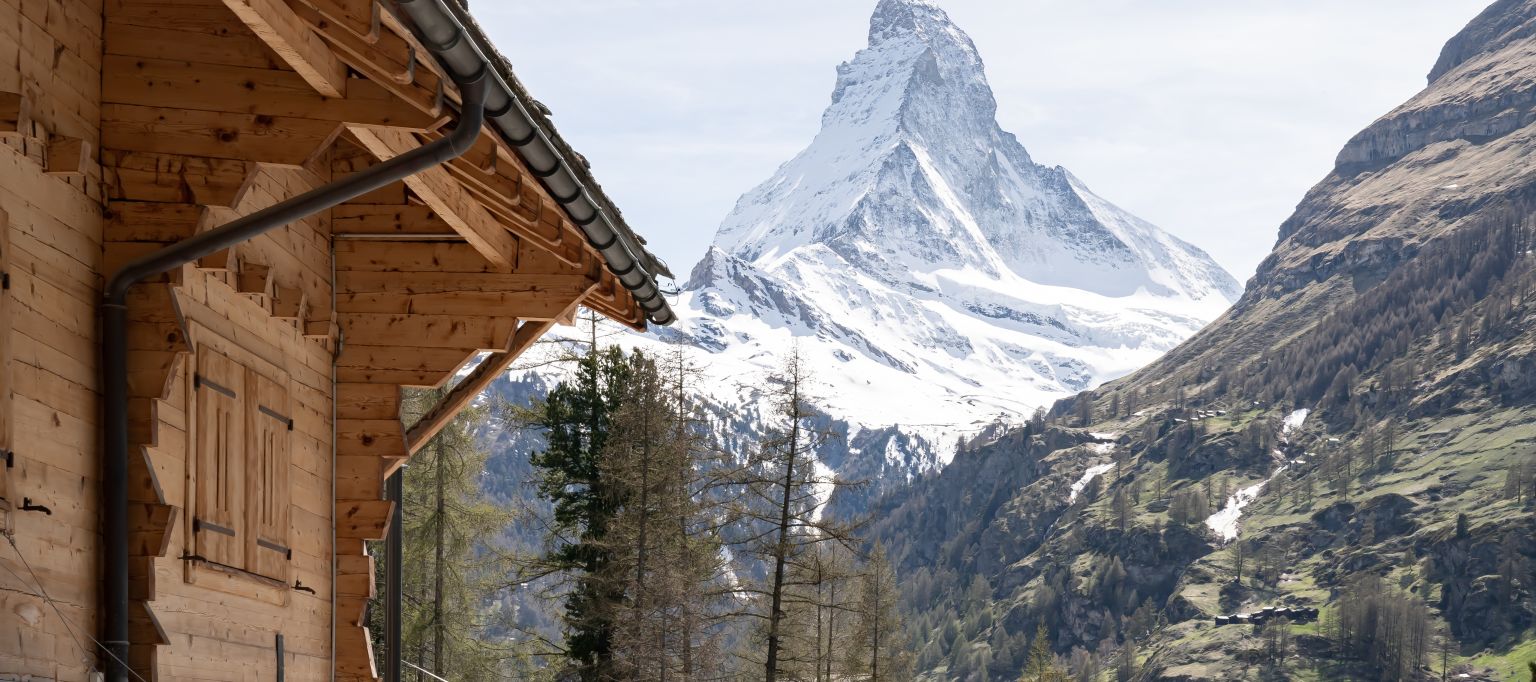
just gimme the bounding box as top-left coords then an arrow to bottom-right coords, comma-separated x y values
1425,517 -> 1536,646
1429,0 -> 1536,81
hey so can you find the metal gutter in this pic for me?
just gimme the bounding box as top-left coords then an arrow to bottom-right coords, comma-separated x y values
391,0 -> 677,326
98,72 -> 491,682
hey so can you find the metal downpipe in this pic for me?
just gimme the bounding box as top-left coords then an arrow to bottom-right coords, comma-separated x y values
392,0 -> 676,325
97,72 -> 491,682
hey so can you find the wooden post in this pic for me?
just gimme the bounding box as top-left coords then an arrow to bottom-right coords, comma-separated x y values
0,209 -> 11,509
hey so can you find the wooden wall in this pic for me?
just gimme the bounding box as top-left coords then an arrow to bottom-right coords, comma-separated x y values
1,0 -> 654,678
0,0 -> 104,679
101,1 -> 342,678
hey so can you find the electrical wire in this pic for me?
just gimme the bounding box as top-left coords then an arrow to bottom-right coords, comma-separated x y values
2,531 -> 150,682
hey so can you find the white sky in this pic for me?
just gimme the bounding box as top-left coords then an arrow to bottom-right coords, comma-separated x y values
475,0 -> 1490,286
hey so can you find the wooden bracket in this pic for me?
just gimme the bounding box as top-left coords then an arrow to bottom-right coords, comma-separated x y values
45,136 -> 90,177
0,91 -> 29,138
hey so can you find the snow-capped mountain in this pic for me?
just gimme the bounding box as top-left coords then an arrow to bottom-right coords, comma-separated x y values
513,0 -> 1237,487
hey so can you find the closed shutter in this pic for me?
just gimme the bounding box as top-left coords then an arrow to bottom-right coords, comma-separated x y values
194,346 -> 245,568
246,369 -> 291,581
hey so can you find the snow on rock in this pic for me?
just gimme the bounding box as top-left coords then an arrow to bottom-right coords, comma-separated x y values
1282,409 -> 1311,437
1206,467 -> 1287,542
1090,431 -> 1120,441
535,0 -> 1237,508
1069,463 -> 1115,503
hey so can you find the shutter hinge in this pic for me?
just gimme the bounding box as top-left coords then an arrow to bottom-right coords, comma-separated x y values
2,449 -> 12,468
20,498 -> 51,515
193,517 -> 237,537
1,271 -> 9,290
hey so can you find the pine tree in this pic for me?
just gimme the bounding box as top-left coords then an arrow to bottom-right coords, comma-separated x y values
1022,623 -> 1067,682
605,350 -> 727,680
390,390 -> 523,680
850,544 -> 911,681
733,347 -> 862,681
530,343 -> 633,680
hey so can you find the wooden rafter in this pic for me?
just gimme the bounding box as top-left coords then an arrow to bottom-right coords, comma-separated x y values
223,0 -> 349,98
404,313 -> 574,453
346,126 -> 517,270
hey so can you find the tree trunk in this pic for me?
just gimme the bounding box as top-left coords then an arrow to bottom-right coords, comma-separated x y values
765,412 -> 799,682
433,439 -> 446,675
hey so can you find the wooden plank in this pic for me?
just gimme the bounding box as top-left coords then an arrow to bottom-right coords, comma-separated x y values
335,499 -> 391,540
103,103 -> 340,167
336,271 -> 595,319
105,15 -> 284,70
335,624 -> 377,679
331,203 -> 454,235
104,201 -> 201,243
336,344 -> 477,376
102,54 -> 439,130
290,0 -> 374,42
335,454 -> 382,500
335,239 -> 505,273
102,150 -> 250,207
128,502 -> 178,557
347,125 -> 516,270
222,0 -> 348,98
335,418 -> 404,458
337,313 -> 516,350
337,288 -> 590,319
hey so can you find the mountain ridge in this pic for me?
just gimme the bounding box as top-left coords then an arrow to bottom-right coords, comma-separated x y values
869,1 -> 1536,678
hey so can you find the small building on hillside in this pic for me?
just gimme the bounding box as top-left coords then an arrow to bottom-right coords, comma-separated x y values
0,0 -> 672,679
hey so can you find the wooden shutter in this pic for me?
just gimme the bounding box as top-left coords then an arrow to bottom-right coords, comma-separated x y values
246,369 -> 292,581
194,346 -> 245,568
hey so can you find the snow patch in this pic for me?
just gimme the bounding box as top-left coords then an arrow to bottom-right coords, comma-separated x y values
1282,409 -> 1310,439
1069,463 -> 1115,503
1205,467 -> 1287,542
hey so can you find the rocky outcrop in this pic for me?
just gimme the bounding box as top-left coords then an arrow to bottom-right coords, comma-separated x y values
1425,517 -> 1536,646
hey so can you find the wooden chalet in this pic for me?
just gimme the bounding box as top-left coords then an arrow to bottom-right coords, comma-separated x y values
0,0 -> 674,679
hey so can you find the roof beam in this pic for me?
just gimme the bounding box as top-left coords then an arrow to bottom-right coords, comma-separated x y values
347,125 -> 517,271
404,319 -> 554,453
223,0 -> 349,98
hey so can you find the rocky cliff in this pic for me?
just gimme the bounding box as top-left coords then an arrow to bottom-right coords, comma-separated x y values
874,2 -> 1536,679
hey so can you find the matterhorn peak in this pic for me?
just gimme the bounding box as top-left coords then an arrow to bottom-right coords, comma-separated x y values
557,0 -> 1245,514
868,0 -> 966,47
646,0 -> 1241,463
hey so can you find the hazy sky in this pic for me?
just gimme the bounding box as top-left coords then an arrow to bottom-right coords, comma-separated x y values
476,0 -> 1490,286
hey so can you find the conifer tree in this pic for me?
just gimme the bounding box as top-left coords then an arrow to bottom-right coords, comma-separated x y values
387,390 -> 525,680
605,350 -> 726,679
1022,623 -> 1067,682
850,544 -> 911,681
731,347 -> 861,681
530,343 -> 633,680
